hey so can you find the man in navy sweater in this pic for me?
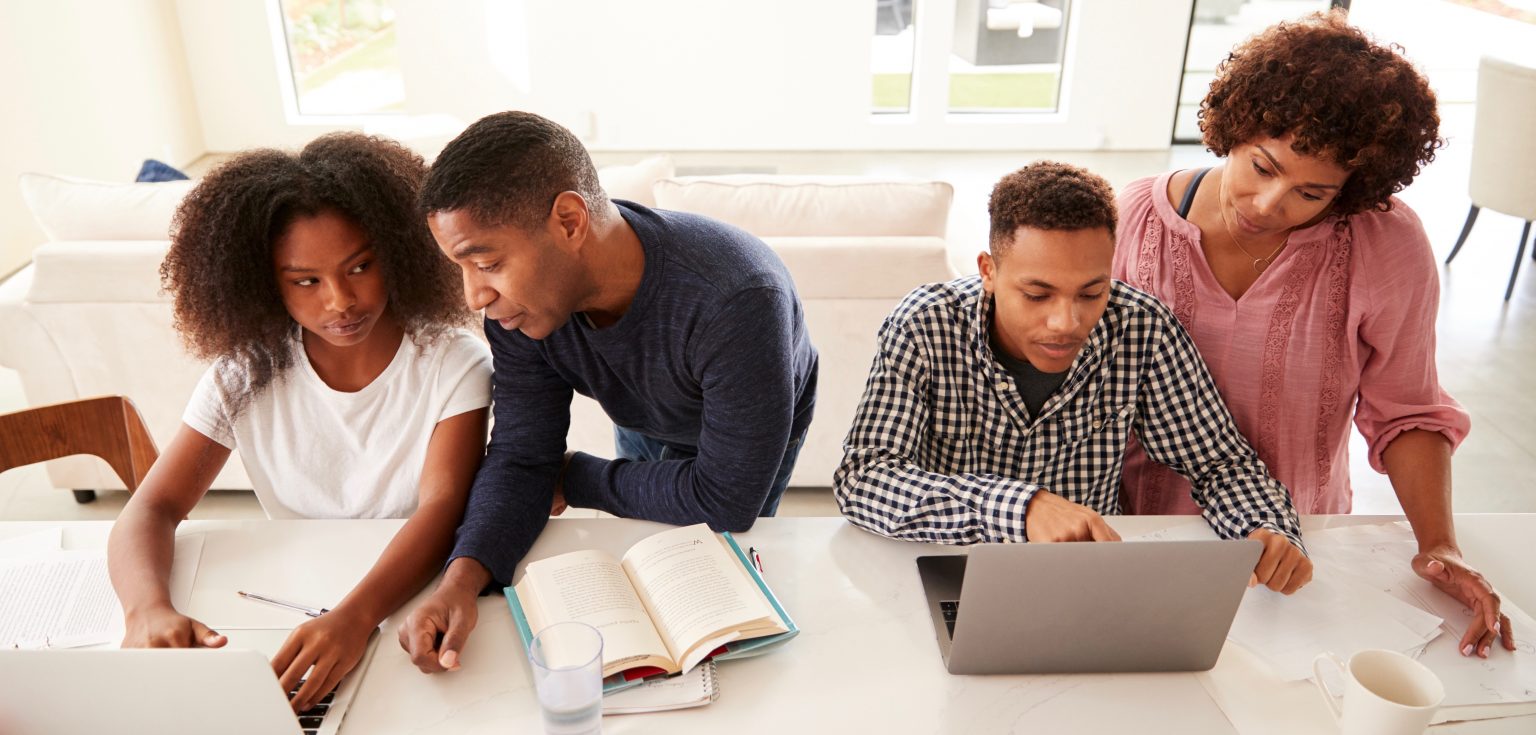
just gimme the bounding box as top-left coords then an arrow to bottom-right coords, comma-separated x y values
398,111 -> 818,673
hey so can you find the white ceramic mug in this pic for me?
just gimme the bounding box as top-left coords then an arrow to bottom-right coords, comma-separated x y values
1312,649 -> 1445,735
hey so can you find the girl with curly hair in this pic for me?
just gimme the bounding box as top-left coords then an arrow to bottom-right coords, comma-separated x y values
1113,10 -> 1512,658
107,132 -> 491,712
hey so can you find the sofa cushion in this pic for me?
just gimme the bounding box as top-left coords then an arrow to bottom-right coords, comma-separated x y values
26,241 -> 171,303
654,175 -> 952,238
764,236 -> 956,299
18,173 -> 195,242
597,155 -> 674,207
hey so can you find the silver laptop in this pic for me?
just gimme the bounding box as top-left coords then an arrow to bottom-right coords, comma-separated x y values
0,628 -> 379,735
917,540 -> 1261,674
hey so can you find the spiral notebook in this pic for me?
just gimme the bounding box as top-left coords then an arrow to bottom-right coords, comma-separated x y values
602,660 -> 720,715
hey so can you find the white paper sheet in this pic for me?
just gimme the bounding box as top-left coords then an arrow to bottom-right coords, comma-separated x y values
0,527 -> 64,557
1227,568 -> 1443,681
184,523 -> 398,628
0,549 -> 123,649
1301,523 -> 1536,707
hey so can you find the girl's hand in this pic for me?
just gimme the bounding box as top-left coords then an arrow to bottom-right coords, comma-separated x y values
271,609 -> 375,713
122,604 -> 226,649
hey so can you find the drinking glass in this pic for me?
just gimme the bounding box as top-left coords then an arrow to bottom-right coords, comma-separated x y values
528,621 -> 604,735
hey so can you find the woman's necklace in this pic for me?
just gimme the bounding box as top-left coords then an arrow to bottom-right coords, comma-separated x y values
1217,191 -> 1288,274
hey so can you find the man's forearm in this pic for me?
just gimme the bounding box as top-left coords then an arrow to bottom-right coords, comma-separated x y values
1381,429 -> 1457,551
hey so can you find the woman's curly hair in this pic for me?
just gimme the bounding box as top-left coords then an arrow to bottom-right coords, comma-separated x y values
1200,9 -> 1443,215
162,132 -> 468,415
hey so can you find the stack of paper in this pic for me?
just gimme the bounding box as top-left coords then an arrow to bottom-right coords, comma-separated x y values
0,529 -> 123,649
0,528 -> 206,650
1227,567 -> 1444,681
1303,524 -> 1536,714
603,660 -> 720,715
1205,522 -> 1536,728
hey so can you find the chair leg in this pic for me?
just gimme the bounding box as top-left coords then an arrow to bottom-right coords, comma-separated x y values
1505,220 -> 1533,301
72,489 -> 97,504
1446,204 -> 1480,264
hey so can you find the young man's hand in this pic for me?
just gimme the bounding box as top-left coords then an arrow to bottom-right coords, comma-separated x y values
1023,490 -> 1122,542
1247,529 -> 1311,594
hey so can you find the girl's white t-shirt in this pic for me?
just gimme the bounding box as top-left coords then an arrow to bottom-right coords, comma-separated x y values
183,328 -> 491,519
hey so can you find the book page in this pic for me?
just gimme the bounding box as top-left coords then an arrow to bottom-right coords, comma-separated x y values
620,524 -> 780,671
521,549 -> 672,675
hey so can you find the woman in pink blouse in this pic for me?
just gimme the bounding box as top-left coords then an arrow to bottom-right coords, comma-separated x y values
1114,11 -> 1513,657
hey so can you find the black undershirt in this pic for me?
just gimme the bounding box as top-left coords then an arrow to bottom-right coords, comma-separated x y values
989,333 -> 1069,419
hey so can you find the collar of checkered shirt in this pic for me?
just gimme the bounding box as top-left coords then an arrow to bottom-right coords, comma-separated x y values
967,281 -> 1119,419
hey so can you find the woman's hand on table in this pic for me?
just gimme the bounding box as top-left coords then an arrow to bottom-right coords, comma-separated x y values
1414,546 -> 1515,657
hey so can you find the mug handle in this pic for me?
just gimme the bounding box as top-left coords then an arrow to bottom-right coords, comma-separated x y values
1312,652 -> 1346,720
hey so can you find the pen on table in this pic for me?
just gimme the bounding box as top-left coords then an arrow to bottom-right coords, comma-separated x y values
237,590 -> 329,618
748,546 -> 765,573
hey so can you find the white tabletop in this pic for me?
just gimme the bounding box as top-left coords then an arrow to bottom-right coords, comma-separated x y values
4,514 -> 1532,734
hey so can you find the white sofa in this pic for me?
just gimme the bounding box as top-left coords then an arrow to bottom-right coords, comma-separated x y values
0,163 -> 956,495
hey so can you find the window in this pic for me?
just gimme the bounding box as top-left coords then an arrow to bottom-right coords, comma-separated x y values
872,0 -> 1070,116
948,0 -> 1069,113
872,0 -> 919,113
277,0 -> 405,116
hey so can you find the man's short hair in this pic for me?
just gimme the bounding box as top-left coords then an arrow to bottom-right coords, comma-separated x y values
988,161 -> 1118,252
419,111 -> 609,231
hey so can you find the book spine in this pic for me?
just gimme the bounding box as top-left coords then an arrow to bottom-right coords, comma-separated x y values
720,531 -> 799,635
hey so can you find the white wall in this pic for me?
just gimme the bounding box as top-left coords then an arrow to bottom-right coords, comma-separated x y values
175,0 -> 1193,155
0,0 -> 205,274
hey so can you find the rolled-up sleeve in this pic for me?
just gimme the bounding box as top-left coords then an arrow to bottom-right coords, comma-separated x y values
1354,213 -> 1471,472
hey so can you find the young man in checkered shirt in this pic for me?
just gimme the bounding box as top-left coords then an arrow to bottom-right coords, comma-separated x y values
834,161 -> 1312,594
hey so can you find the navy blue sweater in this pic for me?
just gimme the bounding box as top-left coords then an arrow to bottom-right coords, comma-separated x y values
450,201 -> 819,586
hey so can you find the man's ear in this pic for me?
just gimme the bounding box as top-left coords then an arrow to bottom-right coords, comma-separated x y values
548,191 -> 591,248
978,250 -> 997,294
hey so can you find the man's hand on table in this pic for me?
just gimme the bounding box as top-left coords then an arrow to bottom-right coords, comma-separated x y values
1023,490 -> 1122,542
1247,529 -> 1311,595
122,603 -> 226,649
398,557 -> 487,673
1414,546 -> 1515,658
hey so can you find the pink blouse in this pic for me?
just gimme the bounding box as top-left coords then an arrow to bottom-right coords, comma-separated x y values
1112,171 -> 1470,515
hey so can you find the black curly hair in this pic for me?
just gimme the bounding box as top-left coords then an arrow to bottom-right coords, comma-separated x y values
419,111 -> 609,231
162,132 -> 468,416
990,160 -> 1118,251
1200,9 -> 1443,215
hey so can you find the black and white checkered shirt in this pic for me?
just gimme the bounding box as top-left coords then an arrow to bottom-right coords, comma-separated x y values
833,276 -> 1303,549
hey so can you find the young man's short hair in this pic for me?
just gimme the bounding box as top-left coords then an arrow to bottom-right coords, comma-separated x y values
988,161 -> 1118,252
419,111 -> 609,231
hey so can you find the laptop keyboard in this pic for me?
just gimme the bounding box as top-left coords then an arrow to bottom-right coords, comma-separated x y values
287,679 -> 336,735
941,600 -> 960,638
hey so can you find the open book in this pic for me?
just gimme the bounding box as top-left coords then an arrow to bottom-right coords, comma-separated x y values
506,523 -> 797,687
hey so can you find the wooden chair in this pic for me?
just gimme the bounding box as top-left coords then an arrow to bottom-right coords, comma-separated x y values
0,396 -> 158,503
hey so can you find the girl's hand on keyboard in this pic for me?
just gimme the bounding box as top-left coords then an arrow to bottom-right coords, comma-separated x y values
272,609 -> 372,713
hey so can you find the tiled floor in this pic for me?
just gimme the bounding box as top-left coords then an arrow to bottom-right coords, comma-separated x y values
3,98 -> 1534,521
